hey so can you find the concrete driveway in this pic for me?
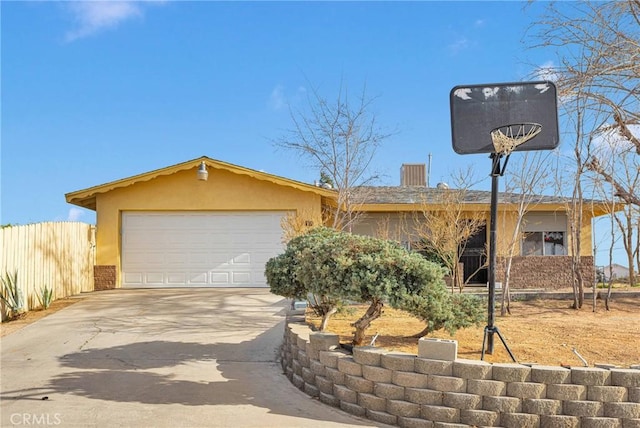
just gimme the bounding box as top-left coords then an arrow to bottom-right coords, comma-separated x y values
1,289 -> 383,427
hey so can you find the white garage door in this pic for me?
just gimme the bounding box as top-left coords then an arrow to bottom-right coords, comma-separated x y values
121,211 -> 286,288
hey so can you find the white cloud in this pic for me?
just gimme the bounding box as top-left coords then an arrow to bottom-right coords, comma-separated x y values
67,207 -> 85,221
535,61 -> 561,83
447,36 -> 470,55
63,1 -> 146,42
269,85 -> 286,110
268,85 -> 307,111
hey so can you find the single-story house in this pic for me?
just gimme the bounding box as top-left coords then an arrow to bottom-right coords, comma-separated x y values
65,156 -> 610,290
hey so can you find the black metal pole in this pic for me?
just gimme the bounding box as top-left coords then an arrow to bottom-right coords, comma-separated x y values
486,154 -> 502,354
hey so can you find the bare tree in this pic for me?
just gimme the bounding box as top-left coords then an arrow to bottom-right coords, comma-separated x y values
530,0 -> 640,306
275,80 -> 393,231
414,170 -> 487,292
499,151 -> 555,315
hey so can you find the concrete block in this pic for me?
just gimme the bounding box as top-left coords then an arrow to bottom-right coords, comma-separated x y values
285,366 -> 294,380
301,367 -> 315,384
337,357 -> 362,376
432,423 -> 467,428
492,363 -> 532,382
420,404 -> 460,423
305,342 -> 319,361
427,374 -> 466,392
442,392 -> 481,410
507,382 -> 547,399
500,412 -> 540,428
362,365 -> 392,383
319,391 -> 340,407
296,335 -> 309,351
405,387 -> 443,405
589,385 -> 629,402
309,359 -> 326,376
460,409 -> 500,427
358,392 -> 387,412
382,352 -> 416,371
540,414 -> 580,428
563,400 -> 604,417
315,375 -> 333,394
292,359 -> 302,376
415,358 -> 454,376
304,382 -> 319,397
333,384 -> 357,404
546,383 -> 587,401
325,367 -> 345,385
581,417 -> 622,428
611,369 -> 640,388
352,346 -> 386,366
531,365 -> 571,384
467,379 -> 507,396
345,374 -> 374,394
297,349 -> 309,367
482,395 -> 522,413
622,419 -> 640,428
339,401 -> 366,417
374,382 -> 405,400
387,399 -> 421,418
572,367 -> 612,386
630,387 -> 640,403
418,338 -> 458,361
319,350 -> 343,368
453,358 -> 492,380
398,416 -> 435,428
522,398 -> 562,415
604,402 -> 640,419
310,332 -> 340,351
393,371 -> 429,388
292,373 -> 304,390
366,409 -> 397,426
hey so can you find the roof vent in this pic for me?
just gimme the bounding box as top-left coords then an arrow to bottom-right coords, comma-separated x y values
436,182 -> 449,190
401,164 -> 426,187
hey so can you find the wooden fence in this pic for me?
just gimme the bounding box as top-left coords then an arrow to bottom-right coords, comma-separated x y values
1,222 -> 95,320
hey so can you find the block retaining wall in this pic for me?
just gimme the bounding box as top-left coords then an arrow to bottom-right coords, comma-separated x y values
281,317 -> 640,427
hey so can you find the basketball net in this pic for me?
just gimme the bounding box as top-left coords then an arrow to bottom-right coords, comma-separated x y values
490,123 -> 542,156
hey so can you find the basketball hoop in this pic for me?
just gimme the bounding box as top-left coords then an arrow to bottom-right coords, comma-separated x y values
490,123 -> 542,156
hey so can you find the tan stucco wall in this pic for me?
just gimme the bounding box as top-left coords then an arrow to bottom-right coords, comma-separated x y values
356,209 -> 595,258
94,167 -> 323,286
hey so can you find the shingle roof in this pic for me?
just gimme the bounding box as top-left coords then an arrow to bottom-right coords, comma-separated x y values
353,186 -> 590,205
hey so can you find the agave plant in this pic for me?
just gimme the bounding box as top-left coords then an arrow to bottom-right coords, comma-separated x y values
1,271 -> 25,319
37,285 -> 54,310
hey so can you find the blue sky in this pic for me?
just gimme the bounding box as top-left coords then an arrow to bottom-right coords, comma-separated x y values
1,1 -> 625,265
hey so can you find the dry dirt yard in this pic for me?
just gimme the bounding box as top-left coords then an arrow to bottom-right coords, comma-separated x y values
307,293 -> 640,368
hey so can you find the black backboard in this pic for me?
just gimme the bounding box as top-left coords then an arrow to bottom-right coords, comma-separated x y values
450,81 -> 559,155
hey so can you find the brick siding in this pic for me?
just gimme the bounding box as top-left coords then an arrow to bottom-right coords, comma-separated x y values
496,256 -> 595,290
93,265 -> 116,290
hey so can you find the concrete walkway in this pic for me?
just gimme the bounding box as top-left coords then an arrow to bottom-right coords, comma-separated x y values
1,289 -> 384,427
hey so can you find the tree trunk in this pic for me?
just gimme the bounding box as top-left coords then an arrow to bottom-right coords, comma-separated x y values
319,306 -> 337,331
501,258 -> 512,316
409,324 -> 431,339
351,299 -> 384,346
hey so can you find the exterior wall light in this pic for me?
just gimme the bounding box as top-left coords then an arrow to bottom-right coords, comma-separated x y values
197,161 -> 208,181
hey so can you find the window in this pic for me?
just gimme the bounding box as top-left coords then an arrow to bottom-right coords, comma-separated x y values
522,231 -> 566,256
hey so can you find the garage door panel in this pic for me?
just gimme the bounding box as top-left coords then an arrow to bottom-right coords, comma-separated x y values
145,273 -> 165,284
122,211 -> 286,288
210,272 -> 230,284
232,272 -> 251,284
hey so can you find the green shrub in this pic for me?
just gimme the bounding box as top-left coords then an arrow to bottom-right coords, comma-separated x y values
0,271 -> 25,320
37,285 -> 54,310
267,226 -> 484,345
